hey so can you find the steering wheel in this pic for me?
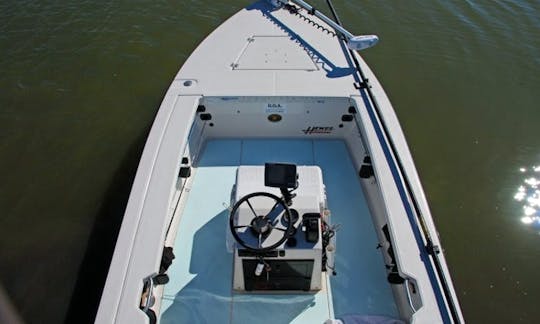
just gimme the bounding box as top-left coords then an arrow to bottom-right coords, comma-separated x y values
229,192 -> 293,252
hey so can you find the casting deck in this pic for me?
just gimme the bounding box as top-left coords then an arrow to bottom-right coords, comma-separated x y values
159,139 -> 397,323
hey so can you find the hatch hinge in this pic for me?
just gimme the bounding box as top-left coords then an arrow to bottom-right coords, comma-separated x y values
354,80 -> 371,89
179,157 -> 191,178
426,239 -> 441,255
199,113 -> 212,121
341,114 -> 354,122
359,155 -> 374,179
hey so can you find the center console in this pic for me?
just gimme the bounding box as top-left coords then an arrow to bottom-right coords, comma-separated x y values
229,163 -> 330,292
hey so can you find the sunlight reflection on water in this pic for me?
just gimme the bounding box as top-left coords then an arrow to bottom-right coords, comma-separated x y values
514,166 -> 540,229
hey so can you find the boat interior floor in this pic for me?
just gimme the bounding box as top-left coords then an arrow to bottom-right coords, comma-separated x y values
159,139 -> 398,323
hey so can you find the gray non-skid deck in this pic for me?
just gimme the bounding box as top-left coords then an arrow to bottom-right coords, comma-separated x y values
159,139 -> 397,323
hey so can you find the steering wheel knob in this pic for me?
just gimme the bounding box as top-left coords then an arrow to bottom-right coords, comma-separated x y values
250,216 -> 272,236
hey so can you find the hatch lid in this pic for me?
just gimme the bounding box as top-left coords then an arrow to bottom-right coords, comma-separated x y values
233,35 -> 318,71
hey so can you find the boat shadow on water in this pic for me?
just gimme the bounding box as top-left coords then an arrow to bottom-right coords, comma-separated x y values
64,131 -> 151,324
160,209 -> 316,324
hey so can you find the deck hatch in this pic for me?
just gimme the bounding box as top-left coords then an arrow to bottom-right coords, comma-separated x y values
233,35 -> 318,71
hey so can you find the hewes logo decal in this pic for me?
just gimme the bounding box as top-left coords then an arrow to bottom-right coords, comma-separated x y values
302,126 -> 333,135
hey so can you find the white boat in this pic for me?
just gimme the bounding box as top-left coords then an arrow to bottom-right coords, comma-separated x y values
95,1 -> 464,323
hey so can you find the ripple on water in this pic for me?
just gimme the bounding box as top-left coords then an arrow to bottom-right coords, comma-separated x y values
515,166 -> 540,231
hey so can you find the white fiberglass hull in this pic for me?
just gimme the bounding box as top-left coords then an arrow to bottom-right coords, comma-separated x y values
96,1 -> 464,323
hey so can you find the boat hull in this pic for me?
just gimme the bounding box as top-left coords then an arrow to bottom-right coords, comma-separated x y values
96,1 -> 464,323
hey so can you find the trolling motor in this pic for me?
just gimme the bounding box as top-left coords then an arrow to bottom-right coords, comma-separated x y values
270,0 -> 379,51
229,163 -> 335,292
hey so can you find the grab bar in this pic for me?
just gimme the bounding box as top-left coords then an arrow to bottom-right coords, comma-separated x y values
405,278 -> 418,313
141,273 -> 158,313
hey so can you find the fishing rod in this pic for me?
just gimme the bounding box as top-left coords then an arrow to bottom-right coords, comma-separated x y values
267,0 -> 462,321
319,0 -> 463,322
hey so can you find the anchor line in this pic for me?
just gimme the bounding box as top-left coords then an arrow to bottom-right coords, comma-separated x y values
322,0 -> 462,323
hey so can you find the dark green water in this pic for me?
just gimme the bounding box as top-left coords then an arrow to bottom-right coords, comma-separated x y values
0,0 -> 539,323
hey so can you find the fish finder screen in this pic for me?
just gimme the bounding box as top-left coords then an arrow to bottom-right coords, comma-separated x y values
264,163 -> 297,188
